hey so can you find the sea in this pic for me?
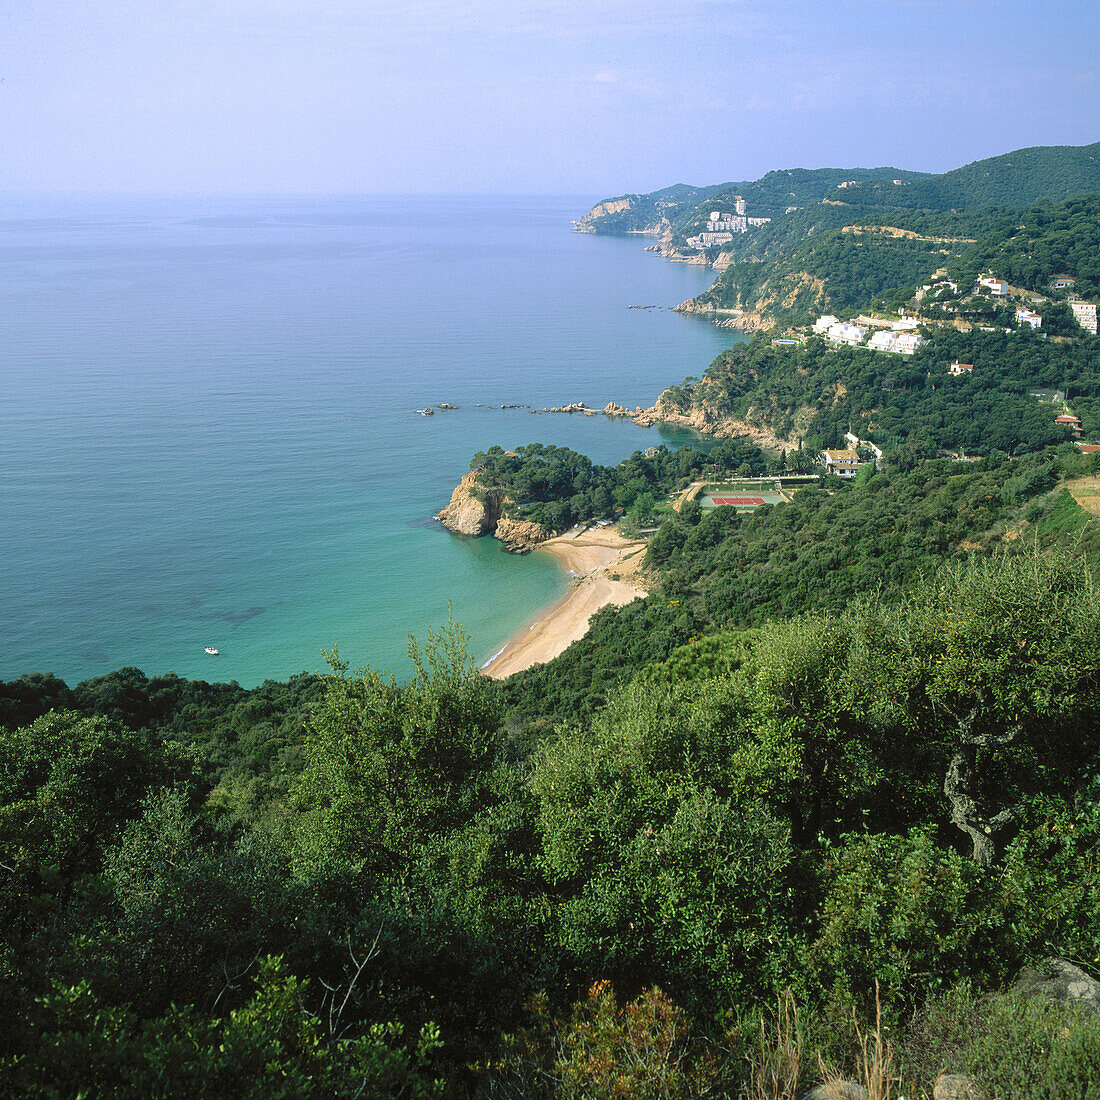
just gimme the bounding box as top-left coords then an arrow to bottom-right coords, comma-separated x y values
0,195 -> 743,688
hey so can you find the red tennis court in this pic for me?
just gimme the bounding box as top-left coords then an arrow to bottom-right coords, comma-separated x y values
710,496 -> 766,506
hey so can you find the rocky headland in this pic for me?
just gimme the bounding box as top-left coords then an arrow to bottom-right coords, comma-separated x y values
629,390 -> 809,455
674,297 -> 777,332
434,472 -> 550,553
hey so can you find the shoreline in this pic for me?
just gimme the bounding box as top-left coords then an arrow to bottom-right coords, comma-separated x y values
480,526 -> 648,679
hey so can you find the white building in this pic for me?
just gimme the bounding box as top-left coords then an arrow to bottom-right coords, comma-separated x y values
868,330 -> 899,352
979,276 -> 1008,298
734,198 -> 747,216
826,322 -> 869,347
813,315 -> 840,335
1016,308 -> 1042,329
892,333 -> 924,354
948,361 -> 974,377
1071,300 -> 1098,335
822,449 -> 864,477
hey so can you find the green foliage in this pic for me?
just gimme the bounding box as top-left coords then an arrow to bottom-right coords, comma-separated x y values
468,439 -> 766,533
2,956 -> 442,1099
901,986 -> 1100,1100
812,830 -> 990,1013
292,623 -> 502,868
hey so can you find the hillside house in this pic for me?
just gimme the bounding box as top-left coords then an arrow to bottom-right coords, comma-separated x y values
948,361 -> 974,377
892,333 -> 924,354
821,449 -> 865,477
1016,308 -> 1042,329
826,322 -> 869,347
813,315 -> 840,334
868,330 -> 899,351
978,276 -> 1008,298
1049,275 -> 1076,290
1055,414 -> 1082,437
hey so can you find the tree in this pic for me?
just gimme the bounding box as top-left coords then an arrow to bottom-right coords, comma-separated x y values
863,548 -> 1100,866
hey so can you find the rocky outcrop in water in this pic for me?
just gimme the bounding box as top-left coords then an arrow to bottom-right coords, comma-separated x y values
435,473 -> 551,553
674,298 -> 777,332
435,472 -> 503,537
629,392 -> 810,456
495,517 -> 549,553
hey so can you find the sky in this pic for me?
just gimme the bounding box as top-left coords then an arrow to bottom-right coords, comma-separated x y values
2,0 -> 1097,196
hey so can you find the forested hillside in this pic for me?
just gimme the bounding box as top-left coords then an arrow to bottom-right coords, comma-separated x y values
841,141 -> 1100,212
579,141 -> 1100,238
3,434 -> 1099,1096
693,193 -> 1100,325
578,141 -> 1100,331
655,324 -> 1100,450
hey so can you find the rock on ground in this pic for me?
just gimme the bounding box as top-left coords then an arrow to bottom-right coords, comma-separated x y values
1013,956 -> 1100,1019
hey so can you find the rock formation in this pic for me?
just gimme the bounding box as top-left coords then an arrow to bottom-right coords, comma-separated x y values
1013,956 -> 1100,1019
494,517 -> 549,553
629,393 -> 807,456
435,472 -> 503,537
435,473 -> 551,553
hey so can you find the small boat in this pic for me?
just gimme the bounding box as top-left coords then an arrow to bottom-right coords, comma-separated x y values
204,646 -> 219,655
416,407 -> 435,416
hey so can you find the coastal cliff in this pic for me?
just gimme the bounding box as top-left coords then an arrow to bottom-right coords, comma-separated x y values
631,388 -> 814,455
675,297 -> 777,332
435,473 -> 552,552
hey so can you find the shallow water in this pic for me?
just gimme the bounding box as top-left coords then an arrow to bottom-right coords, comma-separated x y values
0,194 -> 743,686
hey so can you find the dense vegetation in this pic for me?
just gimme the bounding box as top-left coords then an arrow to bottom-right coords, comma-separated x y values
4,434 -> 1100,1095
501,446 -> 1100,723
658,325 -> 1100,453
469,437 -> 767,532
839,141 -> 1100,212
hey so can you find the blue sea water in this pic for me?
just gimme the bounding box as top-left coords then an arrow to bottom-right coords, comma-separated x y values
0,195 -> 742,687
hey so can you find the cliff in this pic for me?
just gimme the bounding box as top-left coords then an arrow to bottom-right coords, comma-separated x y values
631,389 -> 815,455
674,298 -> 777,331
435,473 -> 552,552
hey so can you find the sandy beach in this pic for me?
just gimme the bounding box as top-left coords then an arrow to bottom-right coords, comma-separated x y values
480,526 -> 648,679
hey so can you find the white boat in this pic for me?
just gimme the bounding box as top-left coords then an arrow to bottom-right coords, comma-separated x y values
204,646 -> 219,655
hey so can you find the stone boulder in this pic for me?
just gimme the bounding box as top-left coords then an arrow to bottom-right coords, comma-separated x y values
799,1083 -> 867,1100
1013,956 -> 1100,1019
934,1072 -> 984,1100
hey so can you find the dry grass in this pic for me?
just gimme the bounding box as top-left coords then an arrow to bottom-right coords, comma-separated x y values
818,986 -> 900,1100
1066,475 -> 1100,516
748,989 -> 802,1100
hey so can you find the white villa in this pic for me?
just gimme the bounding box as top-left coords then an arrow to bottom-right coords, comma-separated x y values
822,449 -> 865,477
867,330 -> 923,354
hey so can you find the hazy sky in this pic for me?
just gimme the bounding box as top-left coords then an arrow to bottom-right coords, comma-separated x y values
3,0 -> 1097,196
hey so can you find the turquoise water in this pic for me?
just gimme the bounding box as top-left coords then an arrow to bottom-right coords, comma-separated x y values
0,195 -> 742,687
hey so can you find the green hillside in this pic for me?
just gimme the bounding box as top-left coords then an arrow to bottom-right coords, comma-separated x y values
4,443 -> 1100,1096
842,140 -> 1100,211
